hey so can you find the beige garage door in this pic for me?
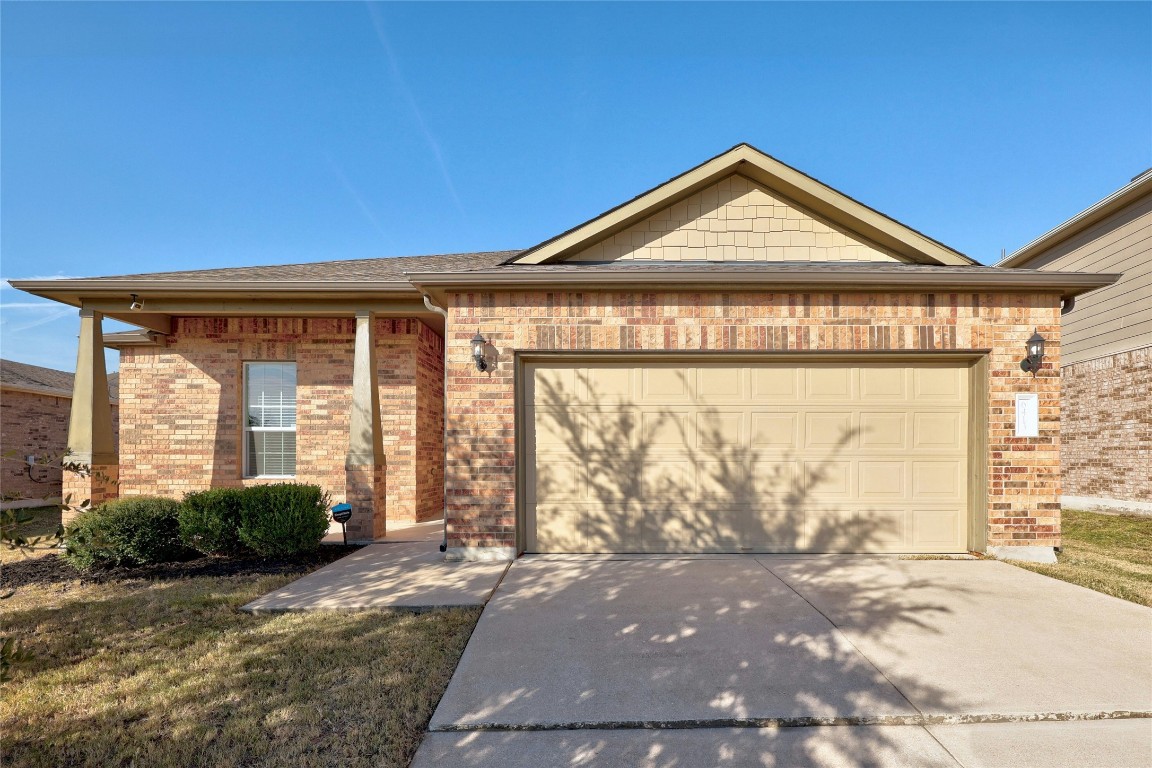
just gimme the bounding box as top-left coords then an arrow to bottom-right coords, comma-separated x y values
525,360 -> 970,554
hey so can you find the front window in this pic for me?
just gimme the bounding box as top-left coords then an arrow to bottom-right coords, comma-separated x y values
244,362 -> 296,477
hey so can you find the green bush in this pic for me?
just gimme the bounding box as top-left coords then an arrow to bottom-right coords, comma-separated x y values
237,483 -> 330,557
179,487 -> 248,556
64,497 -> 196,570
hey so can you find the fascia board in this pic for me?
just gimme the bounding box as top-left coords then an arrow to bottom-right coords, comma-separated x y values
406,268 -> 1119,300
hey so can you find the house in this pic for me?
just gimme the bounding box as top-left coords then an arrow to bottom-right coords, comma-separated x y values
12,145 -> 1118,562
0,359 -> 118,509
998,169 -> 1151,514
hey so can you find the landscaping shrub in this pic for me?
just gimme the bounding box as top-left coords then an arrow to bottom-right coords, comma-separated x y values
64,497 -> 196,570
179,488 -> 248,556
237,483 -> 330,557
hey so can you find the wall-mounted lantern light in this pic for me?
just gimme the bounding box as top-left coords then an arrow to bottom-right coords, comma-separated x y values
471,331 -> 489,372
129,294 -> 144,311
1019,329 -> 1046,376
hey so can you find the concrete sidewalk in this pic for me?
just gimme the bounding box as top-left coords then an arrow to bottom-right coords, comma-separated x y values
413,719 -> 1152,768
240,527 -> 508,612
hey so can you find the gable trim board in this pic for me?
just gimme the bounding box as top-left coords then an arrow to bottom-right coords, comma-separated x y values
508,144 -> 975,267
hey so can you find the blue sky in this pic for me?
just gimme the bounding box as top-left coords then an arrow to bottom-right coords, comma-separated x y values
2,1 -> 1150,372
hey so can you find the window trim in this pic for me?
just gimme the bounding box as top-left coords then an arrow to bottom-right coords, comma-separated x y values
242,361 -> 297,479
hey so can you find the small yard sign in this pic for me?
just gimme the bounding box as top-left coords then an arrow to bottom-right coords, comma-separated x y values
1015,393 -> 1039,437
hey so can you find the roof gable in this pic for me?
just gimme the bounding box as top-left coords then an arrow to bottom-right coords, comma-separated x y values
566,173 -> 905,264
507,144 -> 973,266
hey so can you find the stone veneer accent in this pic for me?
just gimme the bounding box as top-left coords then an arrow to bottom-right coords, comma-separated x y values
444,290 -> 1063,554
117,317 -> 443,538
1061,346 -> 1151,504
570,174 -> 901,263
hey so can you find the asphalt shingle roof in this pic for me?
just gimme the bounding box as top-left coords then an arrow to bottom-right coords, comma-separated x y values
83,251 -> 521,282
0,359 -> 118,399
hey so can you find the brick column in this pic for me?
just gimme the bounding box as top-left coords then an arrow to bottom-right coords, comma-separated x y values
345,310 -> 386,540
63,308 -> 118,523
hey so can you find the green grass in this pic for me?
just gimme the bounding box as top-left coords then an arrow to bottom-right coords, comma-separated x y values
1,568 -> 480,767
1011,508 -> 1152,607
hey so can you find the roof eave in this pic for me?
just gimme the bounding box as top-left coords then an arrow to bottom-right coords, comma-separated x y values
9,279 -> 421,307
407,268 -> 1119,301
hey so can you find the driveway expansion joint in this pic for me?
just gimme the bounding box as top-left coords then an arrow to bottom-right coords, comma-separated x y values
429,711 -> 1152,732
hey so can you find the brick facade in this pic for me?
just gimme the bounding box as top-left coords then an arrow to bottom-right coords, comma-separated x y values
444,289 -> 1063,553
1061,347 -> 1151,504
1,388 -> 118,507
117,316 -> 443,537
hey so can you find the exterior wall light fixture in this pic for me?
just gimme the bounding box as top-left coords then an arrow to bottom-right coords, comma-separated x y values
471,331 -> 489,372
1019,330 -> 1046,376
129,294 -> 144,311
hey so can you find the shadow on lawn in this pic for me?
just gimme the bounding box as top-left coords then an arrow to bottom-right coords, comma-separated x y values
1,577 -> 478,768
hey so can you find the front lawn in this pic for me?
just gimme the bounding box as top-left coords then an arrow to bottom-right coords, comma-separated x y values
1,552 -> 480,767
1011,508 -> 1152,607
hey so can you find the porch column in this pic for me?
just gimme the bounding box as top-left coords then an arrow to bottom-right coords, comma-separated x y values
345,310 -> 386,540
63,308 -> 118,522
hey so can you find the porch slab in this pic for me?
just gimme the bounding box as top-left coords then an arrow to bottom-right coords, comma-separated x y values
240,539 -> 509,612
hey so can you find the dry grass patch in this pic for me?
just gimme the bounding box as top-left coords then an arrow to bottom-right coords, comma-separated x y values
1,505 -> 62,564
1011,509 -> 1152,607
1,570 -> 480,767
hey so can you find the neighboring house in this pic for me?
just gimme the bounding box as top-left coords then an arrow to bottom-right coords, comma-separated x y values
0,359 -> 119,509
998,169 -> 1152,513
13,145 -> 1117,562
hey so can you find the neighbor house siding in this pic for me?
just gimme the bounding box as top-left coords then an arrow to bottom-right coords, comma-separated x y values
443,289 -> 1063,554
117,317 -> 442,528
1022,193 -> 1151,366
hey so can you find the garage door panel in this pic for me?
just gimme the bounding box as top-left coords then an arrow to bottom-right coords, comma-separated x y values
641,460 -> 696,501
697,411 -> 745,450
912,461 -> 964,501
584,367 -> 636,404
751,367 -> 799,400
801,459 -> 853,500
860,367 -> 909,400
805,411 -> 856,449
697,367 -> 745,401
912,509 -> 963,548
859,461 -> 908,500
914,367 -> 965,402
526,361 -> 970,554
805,366 -> 854,399
534,504 -> 585,552
641,367 -> 693,401
859,412 -> 908,451
587,505 -> 642,551
913,412 -> 965,451
751,412 -> 800,450
532,459 -> 585,504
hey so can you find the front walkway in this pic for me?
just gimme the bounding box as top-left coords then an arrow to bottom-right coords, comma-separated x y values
240,522 -> 508,612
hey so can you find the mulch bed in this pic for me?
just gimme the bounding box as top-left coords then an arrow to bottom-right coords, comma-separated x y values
0,545 -> 364,591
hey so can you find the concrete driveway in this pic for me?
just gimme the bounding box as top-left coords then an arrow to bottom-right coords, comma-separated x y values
416,556 -> 1152,767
